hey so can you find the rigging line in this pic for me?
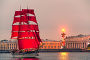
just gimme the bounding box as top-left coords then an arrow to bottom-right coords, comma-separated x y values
27,5 -> 28,10
33,26 -> 40,48
16,7 -> 22,50
32,11 -> 41,47
20,5 -> 21,11
34,16 -> 41,43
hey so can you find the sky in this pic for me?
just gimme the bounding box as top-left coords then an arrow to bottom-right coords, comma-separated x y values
0,0 -> 90,40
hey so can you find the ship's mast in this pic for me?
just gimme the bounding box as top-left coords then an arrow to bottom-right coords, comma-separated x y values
17,6 -> 22,50
27,6 -> 36,48
20,5 -> 21,11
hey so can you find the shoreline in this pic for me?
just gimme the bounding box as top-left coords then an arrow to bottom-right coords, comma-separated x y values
0,49 -> 90,53
39,49 -> 90,52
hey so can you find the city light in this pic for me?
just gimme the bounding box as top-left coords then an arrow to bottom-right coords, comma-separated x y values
60,52 -> 68,56
61,28 -> 66,33
59,52 -> 69,60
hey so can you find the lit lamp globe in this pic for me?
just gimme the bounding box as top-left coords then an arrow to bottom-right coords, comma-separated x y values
61,28 -> 65,33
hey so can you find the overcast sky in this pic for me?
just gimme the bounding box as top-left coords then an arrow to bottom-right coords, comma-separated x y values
0,0 -> 90,40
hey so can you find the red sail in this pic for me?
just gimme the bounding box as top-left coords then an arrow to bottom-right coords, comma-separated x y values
11,9 -> 41,50
28,25 -> 39,30
11,32 -> 18,39
18,39 -> 38,49
22,9 -> 35,15
28,16 -> 37,23
13,11 -> 21,24
11,11 -> 21,39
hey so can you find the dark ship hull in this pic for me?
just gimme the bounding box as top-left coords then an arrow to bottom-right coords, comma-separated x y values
11,50 -> 39,57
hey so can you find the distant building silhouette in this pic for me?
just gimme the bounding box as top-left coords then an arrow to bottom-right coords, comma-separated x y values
0,39 -> 62,50
65,35 -> 90,49
0,40 -> 18,50
39,39 -> 62,49
0,35 -> 90,51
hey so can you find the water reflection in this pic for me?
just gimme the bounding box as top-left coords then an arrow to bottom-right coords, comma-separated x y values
1,52 -> 90,60
13,57 -> 39,60
58,52 -> 69,60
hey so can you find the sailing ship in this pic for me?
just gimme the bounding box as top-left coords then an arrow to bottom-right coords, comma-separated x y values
11,8 -> 42,57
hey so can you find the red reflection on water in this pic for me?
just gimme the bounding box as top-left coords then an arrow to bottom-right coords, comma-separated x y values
15,58 -> 39,60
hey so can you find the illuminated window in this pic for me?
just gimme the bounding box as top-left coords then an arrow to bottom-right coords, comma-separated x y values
54,46 -> 56,48
44,46 -> 46,48
41,46 -> 43,48
48,46 -> 50,48
51,46 -> 53,48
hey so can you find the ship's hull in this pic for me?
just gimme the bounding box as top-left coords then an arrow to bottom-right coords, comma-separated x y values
12,52 -> 38,58
11,50 -> 39,58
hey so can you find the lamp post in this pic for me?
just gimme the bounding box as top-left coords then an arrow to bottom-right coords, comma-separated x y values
61,28 -> 66,48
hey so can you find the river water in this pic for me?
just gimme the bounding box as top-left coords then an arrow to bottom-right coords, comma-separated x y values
0,52 -> 90,60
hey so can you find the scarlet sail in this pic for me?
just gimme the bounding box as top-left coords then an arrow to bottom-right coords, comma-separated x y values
11,9 -> 41,51
11,11 -> 21,39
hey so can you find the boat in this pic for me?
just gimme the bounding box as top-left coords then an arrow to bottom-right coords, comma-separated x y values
11,8 -> 42,57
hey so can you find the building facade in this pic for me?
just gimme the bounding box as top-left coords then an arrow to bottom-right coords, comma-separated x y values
65,35 -> 90,49
0,39 -> 62,50
0,40 -> 18,50
1,35 -> 90,51
39,40 -> 62,49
